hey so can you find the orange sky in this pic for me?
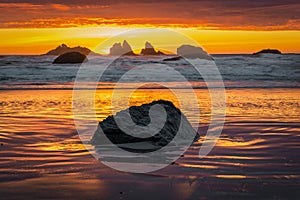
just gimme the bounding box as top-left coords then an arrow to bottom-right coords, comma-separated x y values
0,1 -> 299,54
1,27 -> 300,55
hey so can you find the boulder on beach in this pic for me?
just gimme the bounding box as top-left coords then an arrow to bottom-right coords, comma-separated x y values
45,44 -> 98,56
253,49 -> 282,55
140,42 -> 165,56
109,40 -> 136,56
52,52 -> 87,64
91,100 -> 199,152
177,45 -> 213,60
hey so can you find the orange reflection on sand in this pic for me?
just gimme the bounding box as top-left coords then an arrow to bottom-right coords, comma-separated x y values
179,163 -> 218,169
216,138 -> 265,147
28,142 -> 87,152
215,175 -> 247,179
204,155 -> 273,160
0,89 -> 299,198
94,88 -> 211,125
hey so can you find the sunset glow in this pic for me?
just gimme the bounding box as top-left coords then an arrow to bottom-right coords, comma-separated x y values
0,1 -> 299,54
1,27 -> 300,55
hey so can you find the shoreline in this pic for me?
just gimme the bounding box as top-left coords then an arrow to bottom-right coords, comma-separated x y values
1,87 -> 300,91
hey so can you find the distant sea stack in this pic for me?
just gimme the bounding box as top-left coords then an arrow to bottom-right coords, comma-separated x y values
253,49 -> 282,55
109,40 -> 136,56
163,44 -> 212,61
177,45 -> 213,60
140,42 -> 165,56
52,52 -> 87,64
45,44 -> 98,56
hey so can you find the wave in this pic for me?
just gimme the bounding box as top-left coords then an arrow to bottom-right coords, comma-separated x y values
0,54 -> 299,89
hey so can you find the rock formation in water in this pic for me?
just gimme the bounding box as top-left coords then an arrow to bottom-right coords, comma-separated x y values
91,100 -> 199,152
109,40 -> 136,56
253,49 -> 282,55
163,56 -> 183,61
176,45 -> 213,60
52,52 -> 87,64
45,44 -> 98,56
140,42 -> 165,56
163,45 -> 213,61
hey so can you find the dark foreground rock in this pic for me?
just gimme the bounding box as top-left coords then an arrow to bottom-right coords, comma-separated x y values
91,100 -> 199,152
52,52 -> 87,64
253,49 -> 282,55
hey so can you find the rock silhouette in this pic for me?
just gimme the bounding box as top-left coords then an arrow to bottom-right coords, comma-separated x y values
140,42 -> 165,56
45,44 -> 98,56
91,100 -> 199,153
177,45 -> 213,60
52,52 -> 87,64
163,56 -> 183,61
253,49 -> 282,55
109,40 -> 136,56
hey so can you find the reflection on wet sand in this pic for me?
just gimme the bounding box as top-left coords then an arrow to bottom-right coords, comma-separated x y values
0,89 -> 299,199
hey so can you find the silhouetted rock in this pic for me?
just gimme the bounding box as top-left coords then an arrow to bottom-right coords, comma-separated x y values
109,40 -> 136,56
52,52 -> 87,64
110,43 -> 123,55
253,49 -> 282,55
91,100 -> 199,153
163,56 -> 183,61
45,44 -> 98,56
145,41 -> 153,49
140,42 -> 165,56
177,45 -> 213,60
122,40 -> 136,56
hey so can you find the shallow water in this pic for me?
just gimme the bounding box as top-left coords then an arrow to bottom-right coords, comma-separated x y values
0,89 -> 299,199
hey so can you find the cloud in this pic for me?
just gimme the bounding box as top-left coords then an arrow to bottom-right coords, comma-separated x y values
51,4 -> 70,11
0,1 -> 299,30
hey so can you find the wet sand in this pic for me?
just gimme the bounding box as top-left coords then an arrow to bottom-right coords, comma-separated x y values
0,89 -> 299,199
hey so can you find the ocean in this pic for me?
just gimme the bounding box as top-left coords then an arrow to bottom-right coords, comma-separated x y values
0,54 -> 299,89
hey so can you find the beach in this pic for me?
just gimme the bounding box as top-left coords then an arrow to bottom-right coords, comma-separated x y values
0,53 -> 300,199
0,87 -> 299,199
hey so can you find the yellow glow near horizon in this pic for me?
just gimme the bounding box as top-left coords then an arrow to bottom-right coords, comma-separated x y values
0,26 -> 300,55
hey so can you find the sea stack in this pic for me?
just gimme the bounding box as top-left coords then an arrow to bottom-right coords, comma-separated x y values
52,52 -> 87,64
91,100 -> 199,153
45,44 -> 98,56
253,49 -> 282,55
177,45 -> 213,60
140,42 -> 165,56
163,44 -> 213,61
109,40 -> 136,56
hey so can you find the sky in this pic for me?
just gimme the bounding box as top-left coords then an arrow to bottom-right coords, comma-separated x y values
0,0 -> 299,54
